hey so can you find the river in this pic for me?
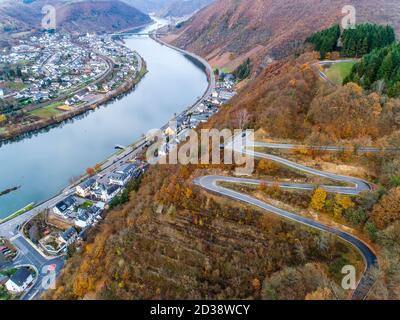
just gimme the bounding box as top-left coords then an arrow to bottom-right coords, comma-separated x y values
0,20 -> 208,218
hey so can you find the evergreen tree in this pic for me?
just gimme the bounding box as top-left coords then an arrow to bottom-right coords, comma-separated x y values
345,43 -> 400,97
234,58 -> 252,81
305,24 -> 341,59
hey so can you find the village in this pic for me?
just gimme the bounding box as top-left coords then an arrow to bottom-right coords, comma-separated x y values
159,72 -> 237,155
0,32 -> 141,137
0,68 -> 237,299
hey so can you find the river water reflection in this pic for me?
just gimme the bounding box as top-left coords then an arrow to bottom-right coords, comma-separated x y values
0,25 -> 208,218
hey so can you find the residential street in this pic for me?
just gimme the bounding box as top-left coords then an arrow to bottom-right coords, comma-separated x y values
0,37 -> 216,300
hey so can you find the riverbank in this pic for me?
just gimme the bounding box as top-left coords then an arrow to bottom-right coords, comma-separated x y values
0,203 -> 35,224
0,32 -> 209,221
0,55 -> 148,144
151,34 -> 215,101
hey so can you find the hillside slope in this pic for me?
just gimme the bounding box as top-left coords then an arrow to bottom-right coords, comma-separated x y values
0,0 -> 152,34
167,0 -> 400,70
45,52 -> 400,301
122,0 -> 213,17
56,1 -> 152,33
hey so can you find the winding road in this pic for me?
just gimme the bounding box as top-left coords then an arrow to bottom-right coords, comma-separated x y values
194,134 -> 378,300
0,30 -> 217,300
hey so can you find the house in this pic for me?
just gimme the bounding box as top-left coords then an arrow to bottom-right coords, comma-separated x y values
0,88 -> 4,99
87,205 -> 102,219
76,178 -> 97,197
224,73 -> 236,82
117,164 -> 136,176
219,90 -> 236,101
92,183 -> 107,201
104,184 -> 120,202
53,196 -> 76,216
74,211 -> 92,228
5,267 -> 34,293
109,172 -> 130,186
92,183 -> 120,202
58,227 -> 78,245
78,229 -> 89,241
109,164 -> 139,186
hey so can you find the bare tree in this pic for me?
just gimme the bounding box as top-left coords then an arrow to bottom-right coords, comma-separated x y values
232,109 -> 250,130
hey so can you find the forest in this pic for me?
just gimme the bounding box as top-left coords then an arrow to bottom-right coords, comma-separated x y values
305,24 -> 341,59
344,43 -> 400,97
306,23 -> 395,59
45,51 -> 400,300
234,58 -> 252,81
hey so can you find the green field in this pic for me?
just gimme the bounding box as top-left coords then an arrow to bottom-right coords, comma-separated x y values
30,102 -> 64,118
325,61 -> 356,85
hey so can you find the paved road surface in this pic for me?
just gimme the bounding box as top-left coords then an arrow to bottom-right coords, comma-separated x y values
0,35 -> 216,300
195,135 -> 378,300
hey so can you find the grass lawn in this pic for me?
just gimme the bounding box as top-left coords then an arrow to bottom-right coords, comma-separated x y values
30,102 -> 64,118
214,67 -> 232,74
78,201 -> 93,209
325,61 -> 356,85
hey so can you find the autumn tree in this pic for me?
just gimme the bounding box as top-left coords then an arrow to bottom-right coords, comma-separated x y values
371,187 -> 400,229
334,194 -> 355,218
262,263 -> 340,300
232,109 -> 250,130
257,159 -> 279,175
86,167 -> 96,176
310,188 -> 327,211
305,287 -> 334,300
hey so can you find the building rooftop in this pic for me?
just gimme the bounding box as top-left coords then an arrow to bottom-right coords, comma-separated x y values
78,177 -> 97,190
61,227 -> 78,242
55,196 -> 76,213
9,267 -> 32,287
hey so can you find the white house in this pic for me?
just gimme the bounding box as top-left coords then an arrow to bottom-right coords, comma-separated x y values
74,212 -> 92,228
76,178 -> 97,197
109,172 -> 129,186
0,88 -> 4,99
58,227 -> 78,246
53,196 -> 76,216
92,184 -> 120,202
5,267 -> 34,293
